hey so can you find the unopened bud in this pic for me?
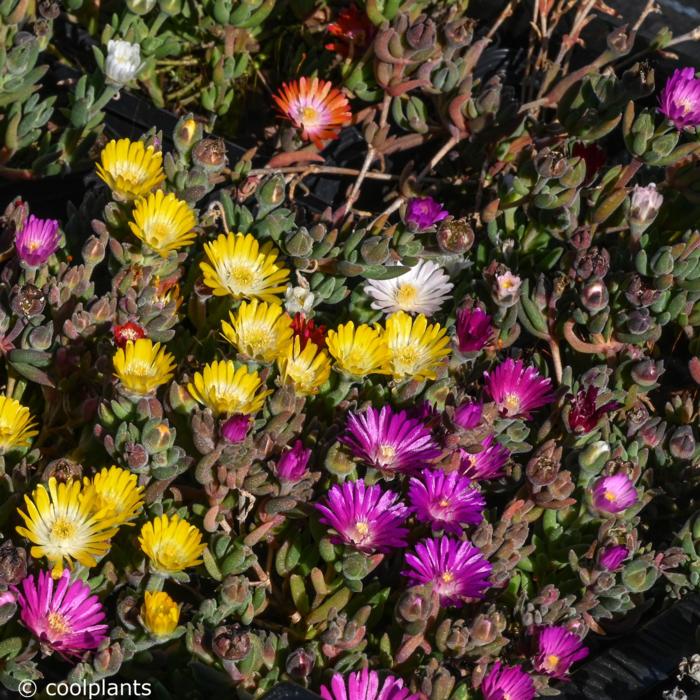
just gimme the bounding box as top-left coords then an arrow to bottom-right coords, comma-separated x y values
670,425 -> 696,460
437,218 -> 474,254
629,184 -> 663,239
192,138 -> 227,174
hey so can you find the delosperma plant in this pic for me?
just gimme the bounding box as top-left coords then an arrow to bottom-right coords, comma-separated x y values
3,0 -> 700,698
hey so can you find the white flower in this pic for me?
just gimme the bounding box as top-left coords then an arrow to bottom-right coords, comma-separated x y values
493,270 -> 522,307
364,259 -> 454,315
630,183 -> 663,237
105,40 -> 142,86
284,286 -> 315,315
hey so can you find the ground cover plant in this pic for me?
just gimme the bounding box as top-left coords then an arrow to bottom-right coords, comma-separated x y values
2,0 -> 700,698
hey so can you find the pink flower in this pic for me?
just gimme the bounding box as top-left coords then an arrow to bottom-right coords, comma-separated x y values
455,307 -> 493,353
408,469 -> 485,535
15,215 -> 61,267
459,434 -> 510,481
567,386 -> 619,434
533,625 -> 588,679
481,662 -> 535,700
15,569 -> 108,657
404,197 -> 449,230
484,358 -> 555,419
592,474 -> 638,514
403,536 -> 492,607
659,67 -> 700,130
276,440 -> 311,483
315,480 -> 409,553
320,668 -> 418,700
598,545 -> 628,571
220,414 -> 250,443
453,402 -> 483,430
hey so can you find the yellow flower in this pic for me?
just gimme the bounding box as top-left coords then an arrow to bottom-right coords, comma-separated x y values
129,189 -> 197,257
326,321 -> 389,377
16,477 -> 119,577
187,360 -> 271,416
139,514 -> 206,574
0,396 -> 38,454
200,232 -> 289,302
141,591 -> 180,637
96,138 -> 165,201
384,311 -> 451,382
221,300 -> 293,364
113,339 -> 176,396
277,337 -> 331,396
83,466 -> 144,527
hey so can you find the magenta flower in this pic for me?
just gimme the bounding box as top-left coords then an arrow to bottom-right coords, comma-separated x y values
320,668 -> 419,700
15,569 -> 108,657
459,435 -> 510,481
403,536 -> 491,607
404,196 -> 449,230
276,440 -> 311,483
221,414 -> 250,443
315,480 -> 409,553
15,215 -> 61,267
341,405 -> 441,475
659,67 -> 700,130
455,307 -> 493,353
408,469 -> 485,534
598,545 -> 629,571
592,474 -> 638,514
568,386 -> 619,434
453,402 -> 483,430
484,358 -> 555,419
533,625 -> 589,679
481,662 -> 535,700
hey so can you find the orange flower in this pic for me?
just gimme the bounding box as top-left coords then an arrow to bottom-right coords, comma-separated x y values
273,77 -> 351,149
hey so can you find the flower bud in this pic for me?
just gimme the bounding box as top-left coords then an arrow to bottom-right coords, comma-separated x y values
105,40 -> 142,86
406,17 -> 436,51
192,138 -> 227,174
11,284 -> 45,317
637,417 -> 666,448
158,0 -> 182,14
285,647 -> 315,680
577,440 -> 611,475
173,116 -> 202,157
276,440 -> 311,483
256,174 -> 286,208
28,325 -> 52,351
142,421 -> 174,453
631,359 -> 664,387
285,228 -> 314,258
670,425 -> 696,460
43,458 -> 82,482
221,414 -> 250,444
491,270 -> 521,308
626,308 -> 651,335
526,440 -> 561,487
0,540 -> 27,586
629,184 -> 663,239
212,624 -> 250,661
581,279 -> 609,314
437,217 -> 474,254
573,246 -> 610,280
125,0 -> 156,14
360,236 -> 391,265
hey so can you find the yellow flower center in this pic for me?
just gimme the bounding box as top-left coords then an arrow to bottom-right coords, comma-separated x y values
47,611 -> 71,635
127,359 -> 155,377
227,266 -> 255,290
395,283 -> 418,308
678,97 -> 694,115
441,571 -> 454,583
27,240 -> 41,252
438,498 -> 450,507
503,392 -> 521,414
51,518 -> 77,541
245,328 -> 274,357
545,654 -> 560,670
392,347 -> 420,375
604,490 -> 616,502
377,444 -> 396,463
301,106 -> 319,124
355,521 -> 369,536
